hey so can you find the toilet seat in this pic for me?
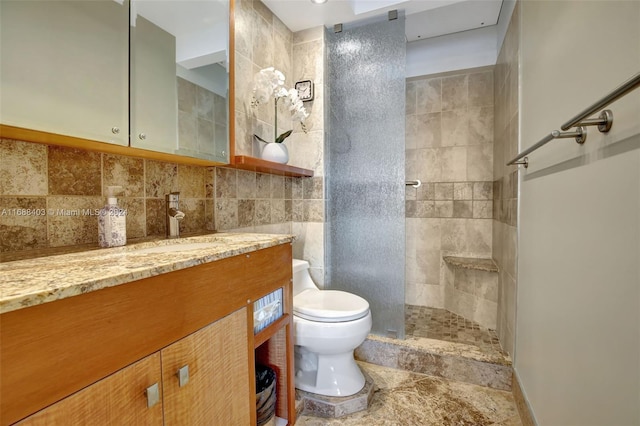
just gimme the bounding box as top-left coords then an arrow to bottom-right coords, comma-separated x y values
294,290 -> 370,322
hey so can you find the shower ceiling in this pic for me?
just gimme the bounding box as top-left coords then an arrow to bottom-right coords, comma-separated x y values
261,0 -> 504,41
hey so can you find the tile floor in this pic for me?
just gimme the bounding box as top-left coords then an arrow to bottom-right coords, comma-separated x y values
295,306 -> 520,425
295,361 -> 521,426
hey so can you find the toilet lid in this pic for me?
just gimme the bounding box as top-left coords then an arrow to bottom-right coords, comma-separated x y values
294,290 -> 370,322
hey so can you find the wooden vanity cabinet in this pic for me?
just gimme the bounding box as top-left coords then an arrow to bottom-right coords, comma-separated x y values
17,309 -> 250,426
1,244 -> 294,426
161,308 -> 250,425
16,354 -> 164,425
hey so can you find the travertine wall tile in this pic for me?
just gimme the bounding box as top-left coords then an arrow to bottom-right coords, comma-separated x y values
48,146 -> 101,196
0,139 -> 47,196
47,196 -> 102,247
0,196 -> 47,252
119,198 -> 145,239
3,139 -> 215,252
492,1 -> 520,357
178,198 -> 206,234
103,154 -> 144,197
145,198 -> 166,236
406,66 -> 495,321
442,74 -> 468,111
145,160 -> 178,198
178,164 -> 206,199
418,78 -> 442,113
216,167 -> 237,198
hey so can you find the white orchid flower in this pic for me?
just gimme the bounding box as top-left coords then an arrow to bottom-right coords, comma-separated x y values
250,67 -> 310,142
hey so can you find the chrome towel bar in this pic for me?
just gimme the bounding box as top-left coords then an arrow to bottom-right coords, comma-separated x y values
561,73 -> 640,131
508,72 -> 640,168
507,127 -> 587,167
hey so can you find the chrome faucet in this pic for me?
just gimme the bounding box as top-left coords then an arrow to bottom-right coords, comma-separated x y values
166,192 -> 185,238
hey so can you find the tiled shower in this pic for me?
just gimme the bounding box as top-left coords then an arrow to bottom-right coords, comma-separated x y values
404,67 -> 498,339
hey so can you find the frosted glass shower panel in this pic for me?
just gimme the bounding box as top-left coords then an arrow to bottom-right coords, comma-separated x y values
327,19 -> 406,338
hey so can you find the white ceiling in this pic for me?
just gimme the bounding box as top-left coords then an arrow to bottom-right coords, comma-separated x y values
261,0 -> 504,42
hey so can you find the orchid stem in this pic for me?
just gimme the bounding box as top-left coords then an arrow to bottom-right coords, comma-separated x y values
274,97 -> 278,143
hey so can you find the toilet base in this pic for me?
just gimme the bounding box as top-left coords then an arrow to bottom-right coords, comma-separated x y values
294,346 -> 366,397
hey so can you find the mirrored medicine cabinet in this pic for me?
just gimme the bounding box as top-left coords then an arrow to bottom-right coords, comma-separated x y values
0,0 -> 230,165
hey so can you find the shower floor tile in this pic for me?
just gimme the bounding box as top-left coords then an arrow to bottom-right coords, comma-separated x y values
405,305 -> 504,355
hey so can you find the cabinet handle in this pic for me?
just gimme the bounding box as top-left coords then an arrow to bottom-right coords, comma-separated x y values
138,133 -> 147,140
111,127 -> 120,134
145,383 -> 160,408
176,365 -> 189,387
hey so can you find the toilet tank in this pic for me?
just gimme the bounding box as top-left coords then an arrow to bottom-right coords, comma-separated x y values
292,259 -> 319,296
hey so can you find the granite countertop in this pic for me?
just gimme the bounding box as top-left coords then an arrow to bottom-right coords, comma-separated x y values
0,233 -> 294,315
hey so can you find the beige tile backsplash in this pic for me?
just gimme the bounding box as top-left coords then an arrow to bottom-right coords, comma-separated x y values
0,139 -> 213,253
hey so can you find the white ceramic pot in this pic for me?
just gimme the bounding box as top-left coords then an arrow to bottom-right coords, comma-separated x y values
261,142 -> 289,164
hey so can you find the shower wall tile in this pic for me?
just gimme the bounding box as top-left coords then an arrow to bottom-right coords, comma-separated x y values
442,74 -> 468,111
406,63 -> 496,323
454,183 -> 473,200
416,113 -> 442,149
406,81 -> 417,115
467,144 -> 493,181
469,71 -> 494,107
440,147 -> 467,182
469,107 -> 494,145
417,78 -> 442,113
0,139 -> 47,196
473,200 -> 493,219
492,0 -> 520,357
441,109 -> 469,147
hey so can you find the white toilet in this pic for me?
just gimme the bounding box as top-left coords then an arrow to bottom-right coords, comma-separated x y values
292,259 -> 372,397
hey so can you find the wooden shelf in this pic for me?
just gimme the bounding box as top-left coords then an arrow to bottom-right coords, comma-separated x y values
231,156 -> 314,177
254,314 -> 290,348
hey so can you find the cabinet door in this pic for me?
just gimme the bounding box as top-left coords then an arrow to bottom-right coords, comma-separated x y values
130,0 -> 230,163
130,12 -> 178,154
161,308 -> 250,425
17,353 -> 163,425
0,0 -> 129,145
